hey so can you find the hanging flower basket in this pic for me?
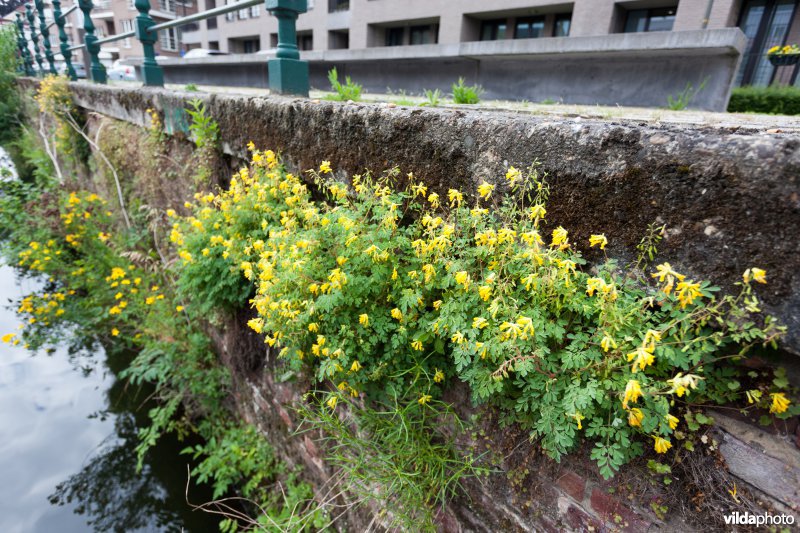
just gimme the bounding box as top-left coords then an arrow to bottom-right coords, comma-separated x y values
767,44 -> 800,66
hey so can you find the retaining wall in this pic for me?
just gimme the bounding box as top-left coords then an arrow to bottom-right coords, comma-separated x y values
19,77 -> 800,531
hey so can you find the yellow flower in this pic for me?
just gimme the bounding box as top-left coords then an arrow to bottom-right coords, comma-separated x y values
109,306 -> 121,315
653,436 -> 672,454
472,317 -> 488,329
326,395 -> 338,409
359,314 -> 369,327
623,380 -> 642,408
111,328 -> 120,337
551,227 -> 568,249
627,345 -> 655,373
477,181 -> 494,199
308,322 -> 319,332
247,317 -> 264,334
589,234 -> 608,250
666,414 -> 679,430
770,392 -> 790,414
528,204 -> 546,220
743,267 -> 767,284
319,160 -> 332,174
628,408 -> 644,427
675,280 -> 702,308
145,296 -> 156,305
600,335 -> 617,352
350,360 -> 362,372
667,373 -> 703,397
433,300 -> 442,310
454,271 -> 471,290
448,189 -> 463,207
651,262 -> 684,295
427,192 -> 440,208
433,369 -> 445,383
571,411 -> 585,430
391,308 -> 403,320
505,166 -> 522,186
418,394 -> 432,405
1,333 -> 16,343
391,268 -> 398,281
411,340 -> 424,351
478,285 -> 492,301
176,305 -> 184,312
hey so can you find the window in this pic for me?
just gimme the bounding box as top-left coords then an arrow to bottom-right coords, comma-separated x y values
225,0 -> 235,21
385,27 -> 404,46
157,0 -> 176,13
736,0 -> 798,86
329,29 -> 349,49
515,17 -> 545,39
297,32 -> 313,50
554,14 -> 571,37
249,5 -> 260,17
243,38 -> 259,53
160,27 -> 178,51
410,24 -> 438,45
121,19 -> 133,48
207,17 -> 217,29
480,19 -> 507,41
623,7 -> 677,33
328,0 -> 349,12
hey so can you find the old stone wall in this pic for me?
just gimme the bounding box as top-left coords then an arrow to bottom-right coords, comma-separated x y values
20,78 -> 800,531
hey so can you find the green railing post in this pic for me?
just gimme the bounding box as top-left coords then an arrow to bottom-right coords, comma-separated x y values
265,0 -> 308,97
78,0 -> 107,83
35,0 -> 57,74
25,4 -> 45,75
135,0 -> 164,86
16,14 -> 34,76
52,0 -> 77,80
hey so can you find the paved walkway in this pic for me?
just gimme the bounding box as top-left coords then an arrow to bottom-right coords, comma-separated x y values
111,80 -> 800,133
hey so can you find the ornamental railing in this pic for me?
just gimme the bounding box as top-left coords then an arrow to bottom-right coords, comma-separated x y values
14,0 -> 309,95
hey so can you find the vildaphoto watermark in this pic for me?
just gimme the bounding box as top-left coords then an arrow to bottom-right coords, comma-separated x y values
724,511 -> 795,526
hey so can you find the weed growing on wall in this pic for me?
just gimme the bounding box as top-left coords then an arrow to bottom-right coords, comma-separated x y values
176,149 -> 791,481
451,77 -> 484,104
327,67 -> 362,101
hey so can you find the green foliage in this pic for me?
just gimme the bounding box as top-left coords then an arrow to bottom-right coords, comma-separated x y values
451,77 -> 483,104
327,67 -> 362,101
666,79 -> 707,111
185,83 -> 199,92
186,98 -> 219,151
0,25 -> 21,145
176,152 -> 788,482
421,88 -> 442,107
298,392 -> 487,531
184,423 -> 326,532
728,85 -> 800,116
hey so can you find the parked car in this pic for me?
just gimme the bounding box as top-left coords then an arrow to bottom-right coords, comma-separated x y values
57,62 -> 87,79
183,48 -> 229,59
107,60 -> 137,81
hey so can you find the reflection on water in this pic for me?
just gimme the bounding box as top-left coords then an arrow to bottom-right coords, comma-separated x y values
0,147 -> 218,532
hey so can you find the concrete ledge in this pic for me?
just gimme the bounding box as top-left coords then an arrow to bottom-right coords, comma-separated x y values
130,29 -> 745,111
18,78 -> 800,355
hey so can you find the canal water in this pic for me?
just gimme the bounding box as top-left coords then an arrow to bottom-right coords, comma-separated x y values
0,149 -> 218,532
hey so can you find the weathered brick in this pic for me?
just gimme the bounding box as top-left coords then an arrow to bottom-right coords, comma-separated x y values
590,488 -> 651,532
557,470 -> 587,501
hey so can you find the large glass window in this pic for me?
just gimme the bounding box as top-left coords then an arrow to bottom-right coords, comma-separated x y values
515,17 -> 545,39
385,27 -> 404,46
410,24 -> 438,45
554,14 -> 571,37
623,7 -> 677,32
736,0 -> 798,85
480,19 -> 507,41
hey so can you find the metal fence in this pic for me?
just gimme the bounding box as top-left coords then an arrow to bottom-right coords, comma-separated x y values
13,0 -> 310,95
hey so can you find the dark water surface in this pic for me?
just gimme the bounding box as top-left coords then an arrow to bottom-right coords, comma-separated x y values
0,151 -> 218,532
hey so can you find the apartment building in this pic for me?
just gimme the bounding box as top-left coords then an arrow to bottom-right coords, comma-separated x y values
7,0 -> 194,64
181,0 -> 800,87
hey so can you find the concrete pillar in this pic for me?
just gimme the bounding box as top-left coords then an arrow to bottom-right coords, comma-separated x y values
570,0 -> 617,36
